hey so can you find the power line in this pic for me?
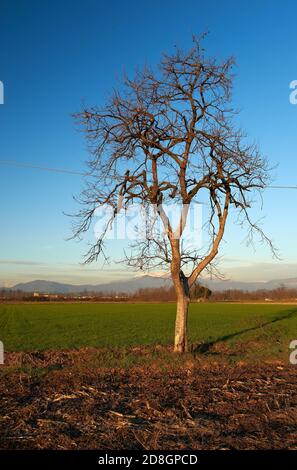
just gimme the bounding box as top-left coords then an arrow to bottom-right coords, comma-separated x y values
267,185 -> 297,190
0,160 -> 88,176
0,159 -> 296,190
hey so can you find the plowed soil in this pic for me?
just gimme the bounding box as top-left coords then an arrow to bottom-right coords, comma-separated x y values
0,348 -> 296,450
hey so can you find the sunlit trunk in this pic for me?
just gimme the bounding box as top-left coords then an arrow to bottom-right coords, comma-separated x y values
174,293 -> 189,353
173,270 -> 190,353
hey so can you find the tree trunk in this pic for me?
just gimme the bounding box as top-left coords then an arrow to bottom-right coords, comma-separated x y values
174,271 -> 190,353
174,294 -> 189,353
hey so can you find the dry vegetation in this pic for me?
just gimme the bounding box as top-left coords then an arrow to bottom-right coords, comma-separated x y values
1,348 -> 297,450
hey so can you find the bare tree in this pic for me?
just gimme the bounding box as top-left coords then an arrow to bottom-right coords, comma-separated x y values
73,37 -> 274,353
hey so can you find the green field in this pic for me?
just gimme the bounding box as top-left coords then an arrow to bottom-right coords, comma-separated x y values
1,302 -> 297,361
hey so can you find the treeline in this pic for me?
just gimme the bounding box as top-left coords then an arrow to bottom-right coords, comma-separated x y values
211,286 -> 297,301
1,285 -> 297,302
0,284 -> 211,302
0,287 -> 176,302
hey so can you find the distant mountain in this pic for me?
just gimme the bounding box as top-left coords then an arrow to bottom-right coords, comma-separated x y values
7,275 -> 297,294
202,278 -> 297,292
12,280 -> 90,294
11,275 -> 172,294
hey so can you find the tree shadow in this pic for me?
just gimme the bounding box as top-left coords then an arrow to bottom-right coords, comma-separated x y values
191,307 -> 297,354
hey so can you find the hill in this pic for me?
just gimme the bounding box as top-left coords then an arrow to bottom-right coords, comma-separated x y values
6,275 -> 297,294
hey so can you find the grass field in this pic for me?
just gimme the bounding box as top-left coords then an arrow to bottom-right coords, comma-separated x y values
1,302 -> 297,361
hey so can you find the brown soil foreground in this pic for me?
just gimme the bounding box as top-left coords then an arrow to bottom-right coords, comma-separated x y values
0,349 -> 297,450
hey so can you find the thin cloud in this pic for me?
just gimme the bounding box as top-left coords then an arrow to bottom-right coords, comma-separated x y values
223,261 -> 297,282
221,257 -> 248,264
0,260 -> 47,266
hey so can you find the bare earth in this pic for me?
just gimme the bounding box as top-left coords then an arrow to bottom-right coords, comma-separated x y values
1,349 -> 297,450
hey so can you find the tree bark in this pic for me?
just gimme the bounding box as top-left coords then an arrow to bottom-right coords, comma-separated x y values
174,294 -> 189,353
174,271 -> 190,353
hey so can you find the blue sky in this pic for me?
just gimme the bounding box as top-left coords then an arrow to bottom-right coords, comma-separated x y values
0,0 -> 297,286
